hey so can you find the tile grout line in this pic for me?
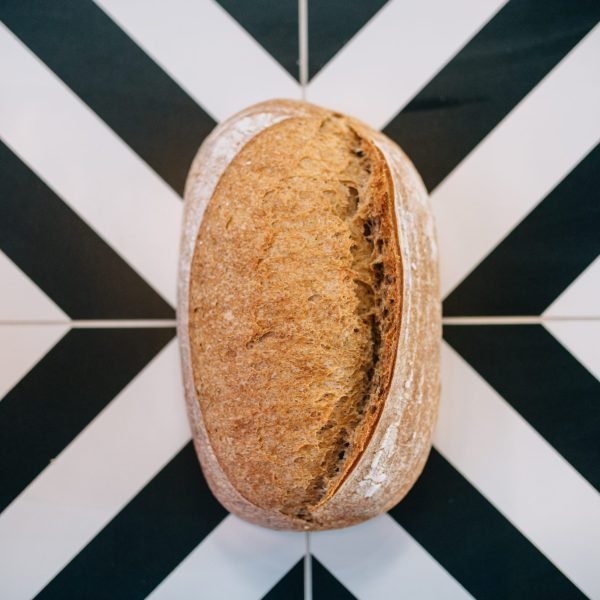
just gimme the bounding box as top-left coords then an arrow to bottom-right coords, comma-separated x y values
1,316 -> 600,328
299,2 -> 311,599
298,0 -> 308,98
304,530 -> 313,600
0,319 -> 177,328
442,315 -> 600,325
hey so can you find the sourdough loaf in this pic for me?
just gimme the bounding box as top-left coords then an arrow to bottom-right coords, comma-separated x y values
177,100 -> 440,530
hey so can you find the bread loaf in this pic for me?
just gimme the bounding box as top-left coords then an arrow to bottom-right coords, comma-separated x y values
177,100 -> 440,531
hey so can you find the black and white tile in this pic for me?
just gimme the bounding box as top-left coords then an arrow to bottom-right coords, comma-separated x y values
1,1 -> 598,598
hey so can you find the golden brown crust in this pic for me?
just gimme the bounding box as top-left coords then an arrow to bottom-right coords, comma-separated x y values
177,99 -> 440,530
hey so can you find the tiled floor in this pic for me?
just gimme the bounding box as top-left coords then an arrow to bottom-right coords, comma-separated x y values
1,1 -> 599,599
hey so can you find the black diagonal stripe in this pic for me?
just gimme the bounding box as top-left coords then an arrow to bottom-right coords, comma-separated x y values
390,449 -> 585,599
383,0 -> 600,191
262,559 -> 304,600
0,142 -> 173,319
308,1 -> 388,80
444,325 -> 600,491
312,558 -> 357,600
38,442 -> 228,599
1,0 -> 215,195
215,0 -> 388,81
0,328 -> 174,512
262,557 -> 357,600
216,0 -> 298,79
444,145 -> 600,315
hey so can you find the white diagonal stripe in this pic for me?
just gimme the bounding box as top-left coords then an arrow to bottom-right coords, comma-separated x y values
307,0 -> 507,129
312,514 -> 472,600
94,0 -> 300,121
0,340 -> 189,600
544,320 -> 600,382
544,257 -> 600,319
148,515 -> 304,600
0,324 -> 68,401
435,342 -> 600,599
434,25 -> 600,298
0,24 -> 181,307
0,251 -> 67,322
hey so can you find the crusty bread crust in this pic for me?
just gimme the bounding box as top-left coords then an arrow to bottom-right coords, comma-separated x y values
177,100 -> 440,530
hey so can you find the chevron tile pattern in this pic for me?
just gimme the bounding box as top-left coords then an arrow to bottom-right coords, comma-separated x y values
0,1 -> 598,598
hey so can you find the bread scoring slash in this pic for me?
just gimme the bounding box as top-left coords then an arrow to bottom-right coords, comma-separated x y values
177,100 -> 440,531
